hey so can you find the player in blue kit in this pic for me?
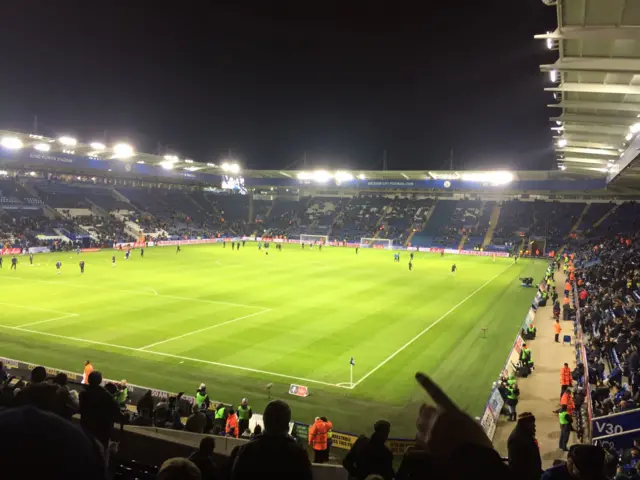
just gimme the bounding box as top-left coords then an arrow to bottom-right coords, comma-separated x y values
56,261 -> 62,274
125,249 -> 131,260
79,260 -> 85,274
112,255 -> 116,267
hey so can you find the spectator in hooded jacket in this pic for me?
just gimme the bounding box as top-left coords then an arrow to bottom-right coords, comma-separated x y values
507,412 -> 542,480
343,420 -> 394,480
79,370 -> 120,448
231,400 -> 312,480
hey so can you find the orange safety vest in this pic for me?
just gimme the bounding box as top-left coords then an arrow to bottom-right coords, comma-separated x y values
554,322 -> 562,335
565,282 -> 571,292
570,273 -> 575,282
309,419 -> 333,451
563,297 -> 570,305
225,413 -> 239,438
82,363 -> 94,384
561,392 -> 575,415
561,367 -> 572,386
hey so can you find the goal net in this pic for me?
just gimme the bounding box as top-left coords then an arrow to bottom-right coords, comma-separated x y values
360,238 -> 393,249
300,234 -> 329,245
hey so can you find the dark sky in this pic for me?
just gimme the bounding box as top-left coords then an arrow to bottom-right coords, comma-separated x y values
0,1 -> 557,171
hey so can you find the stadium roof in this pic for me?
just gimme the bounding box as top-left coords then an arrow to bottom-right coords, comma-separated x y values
536,0 -> 640,187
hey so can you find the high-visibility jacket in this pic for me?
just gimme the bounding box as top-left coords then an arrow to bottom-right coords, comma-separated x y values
225,413 -> 239,437
521,348 -> 532,364
560,392 -> 575,415
565,282 -> 571,292
82,363 -> 94,384
561,367 -> 572,386
238,405 -> 252,421
507,385 -> 519,400
554,322 -> 562,335
559,411 -> 571,425
196,392 -> 209,409
309,418 -> 333,451
215,406 -> 226,420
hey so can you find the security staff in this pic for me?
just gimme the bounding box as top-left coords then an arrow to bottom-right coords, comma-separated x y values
506,376 -> 520,421
555,405 -> 571,451
520,343 -> 533,373
214,403 -> 227,430
237,398 -> 253,435
195,383 -> 210,411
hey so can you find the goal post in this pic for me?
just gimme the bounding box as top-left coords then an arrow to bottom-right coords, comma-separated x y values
300,234 -> 329,245
360,238 -> 393,249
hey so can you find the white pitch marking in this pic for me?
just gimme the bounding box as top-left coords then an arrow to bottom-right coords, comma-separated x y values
0,324 -> 348,389
147,287 -> 159,296
350,262 -> 516,389
17,313 -> 80,328
138,309 -> 272,350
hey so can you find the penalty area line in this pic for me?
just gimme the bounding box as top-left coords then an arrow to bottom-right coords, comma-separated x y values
17,313 -> 80,328
0,324 -> 349,389
350,261 -> 516,390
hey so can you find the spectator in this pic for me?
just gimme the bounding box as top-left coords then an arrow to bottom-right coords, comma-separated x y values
343,420 -> 394,480
188,436 -> 218,480
309,416 -> 333,464
157,458 -> 201,480
0,361 -> 7,383
507,412 -> 542,480
137,389 -> 155,418
79,370 -> 120,448
15,365 -> 61,415
186,405 -> 207,434
53,372 -> 79,420
231,399 -> 312,480
0,406 -> 106,479
542,444 -> 607,480
251,424 -> 262,439
82,360 -> 93,384
195,383 -> 210,410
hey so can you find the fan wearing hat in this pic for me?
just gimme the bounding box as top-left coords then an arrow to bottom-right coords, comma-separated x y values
195,383 -> 210,410
507,412 -> 542,480
541,445 -> 607,480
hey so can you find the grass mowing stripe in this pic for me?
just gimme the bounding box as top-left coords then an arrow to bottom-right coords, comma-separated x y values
351,261 -> 516,389
0,323 -> 346,389
0,275 -> 269,310
138,309 -> 272,350
0,301 -> 77,316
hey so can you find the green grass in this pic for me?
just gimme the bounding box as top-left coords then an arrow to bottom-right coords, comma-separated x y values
0,244 -> 546,436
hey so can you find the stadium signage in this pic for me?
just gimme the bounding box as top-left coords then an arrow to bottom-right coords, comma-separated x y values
1,248 -> 22,255
288,384 -> 309,397
592,409 -> 640,443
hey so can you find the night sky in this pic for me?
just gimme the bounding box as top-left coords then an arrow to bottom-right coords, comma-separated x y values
0,1 -> 557,171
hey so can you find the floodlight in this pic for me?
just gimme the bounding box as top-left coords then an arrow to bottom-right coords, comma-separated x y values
557,138 -> 568,148
30,171 -> 37,176
358,173 -> 366,180
206,163 -> 215,167
164,154 -> 179,162
549,70 -> 558,83
312,170 -> 331,182
113,143 -> 134,159
546,38 -> 553,50
296,171 -> 312,180
558,165 -> 567,171
1,136 -> 23,149
34,143 -> 50,152
228,163 -> 240,174
0,170 -> 7,175
335,171 -> 354,182
159,161 -> 174,170
58,136 -> 77,146
460,171 -> 513,186
630,123 -> 640,134
89,142 -> 105,150
221,162 -> 230,171
184,159 -> 194,164
137,160 -> 145,164
626,133 -> 633,141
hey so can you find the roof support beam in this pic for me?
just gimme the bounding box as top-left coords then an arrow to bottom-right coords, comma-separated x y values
541,57 -> 640,74
560,157 -> 610,165
535,26 -> 640,41
557,147 -> 620,157
546,83 -> 640,95
551,113 -> 635,126
548,101 -> 640,112
560,124 -> 628,135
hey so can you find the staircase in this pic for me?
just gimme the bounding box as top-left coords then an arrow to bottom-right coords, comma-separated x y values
481,204 -> 502,248
570,204 -> 591,233
593,203 -> 619,229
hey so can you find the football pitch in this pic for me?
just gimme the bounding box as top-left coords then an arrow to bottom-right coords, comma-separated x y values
0,244 -> 546,436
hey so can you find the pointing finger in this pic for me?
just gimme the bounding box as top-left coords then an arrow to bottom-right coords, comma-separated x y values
415,372 -> 459,412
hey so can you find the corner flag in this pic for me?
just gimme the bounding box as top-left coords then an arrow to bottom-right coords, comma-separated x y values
350,357 -> 355,366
